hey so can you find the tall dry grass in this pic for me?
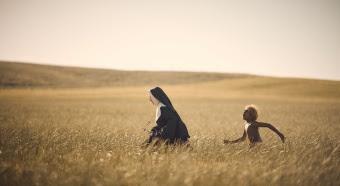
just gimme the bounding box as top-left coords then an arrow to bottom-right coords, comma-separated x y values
0,83 -> 339,186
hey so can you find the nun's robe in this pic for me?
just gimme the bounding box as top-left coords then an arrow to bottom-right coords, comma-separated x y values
149,106 -> 190,144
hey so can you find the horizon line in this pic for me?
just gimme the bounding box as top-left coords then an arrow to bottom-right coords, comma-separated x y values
1,59 -> 339,82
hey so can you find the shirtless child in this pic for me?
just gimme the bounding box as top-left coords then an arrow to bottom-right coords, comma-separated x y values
224,105 -> 285,148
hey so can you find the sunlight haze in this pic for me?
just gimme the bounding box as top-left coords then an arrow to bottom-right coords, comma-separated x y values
0,0 -> 339,80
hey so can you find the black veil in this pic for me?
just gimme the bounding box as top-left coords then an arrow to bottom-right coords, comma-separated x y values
150,87 -> 183,122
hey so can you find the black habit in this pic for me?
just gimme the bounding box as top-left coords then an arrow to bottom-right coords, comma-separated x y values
148,87 -> 190,144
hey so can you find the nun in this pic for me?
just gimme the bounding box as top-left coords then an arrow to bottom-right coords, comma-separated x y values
146,87 -> 190,145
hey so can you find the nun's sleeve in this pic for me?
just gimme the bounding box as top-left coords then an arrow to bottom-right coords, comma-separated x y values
158,107 -> 177,142
155,109 -> 167,128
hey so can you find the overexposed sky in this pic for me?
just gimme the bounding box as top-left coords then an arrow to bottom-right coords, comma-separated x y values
0,0 -> 339,80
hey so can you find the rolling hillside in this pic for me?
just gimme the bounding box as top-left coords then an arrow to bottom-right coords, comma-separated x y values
0,61 -> 249,88
1,61 -> 340,102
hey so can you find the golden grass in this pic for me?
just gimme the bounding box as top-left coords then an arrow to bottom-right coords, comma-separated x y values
0,77 -> 340,185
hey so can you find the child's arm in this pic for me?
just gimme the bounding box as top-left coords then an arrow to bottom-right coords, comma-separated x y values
256,122 -> 285,143
224,130 -> 247,144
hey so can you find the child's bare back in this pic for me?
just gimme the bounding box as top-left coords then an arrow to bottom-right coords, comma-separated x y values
224,105 -> 285,148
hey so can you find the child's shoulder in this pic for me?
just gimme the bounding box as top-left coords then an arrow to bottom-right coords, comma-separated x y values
247,121 -> 261,127
252,121 -> 271,127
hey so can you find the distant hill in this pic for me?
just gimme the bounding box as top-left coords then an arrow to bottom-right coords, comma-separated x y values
0,61 -> 249,88
1,61 -> 340,101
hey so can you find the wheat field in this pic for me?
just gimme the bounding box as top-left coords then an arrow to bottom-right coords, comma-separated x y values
0,63 -> 340,186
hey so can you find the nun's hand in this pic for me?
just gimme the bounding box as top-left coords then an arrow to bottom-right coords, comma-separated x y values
151,126 -> 157,132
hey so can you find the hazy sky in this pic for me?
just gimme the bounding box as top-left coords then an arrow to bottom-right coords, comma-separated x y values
1,0 -> 339,80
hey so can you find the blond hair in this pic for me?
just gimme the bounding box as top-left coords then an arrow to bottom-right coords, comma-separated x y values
245,104 -> 258,122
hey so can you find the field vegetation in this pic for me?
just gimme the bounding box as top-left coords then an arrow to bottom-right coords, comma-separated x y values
0,62 -> 339,185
